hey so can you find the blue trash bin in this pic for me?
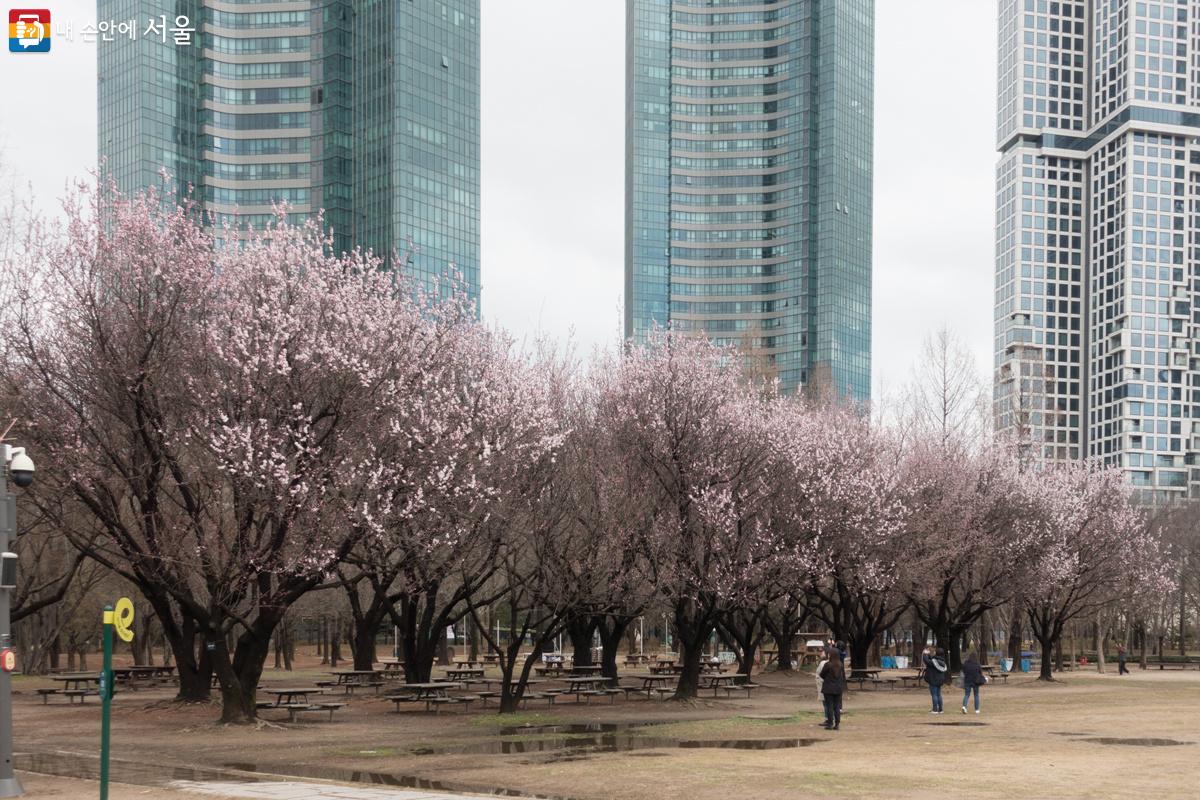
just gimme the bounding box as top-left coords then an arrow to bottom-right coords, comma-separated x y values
1020,658 -> 1031,672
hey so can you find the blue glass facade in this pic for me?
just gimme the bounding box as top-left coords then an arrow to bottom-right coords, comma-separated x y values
98,0 -> 480,304
625,0 -> 873,398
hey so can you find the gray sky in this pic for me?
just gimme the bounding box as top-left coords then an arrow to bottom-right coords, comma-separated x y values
0,1 -> 998,400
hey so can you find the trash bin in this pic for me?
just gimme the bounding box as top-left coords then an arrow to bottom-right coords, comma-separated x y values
895,656 -> 909,669
1020,658 -> 1031,672
999,658 -> 1012,672
881,656 -> 895,669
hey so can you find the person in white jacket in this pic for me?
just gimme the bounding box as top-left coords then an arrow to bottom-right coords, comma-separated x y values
814,654 -> 829,703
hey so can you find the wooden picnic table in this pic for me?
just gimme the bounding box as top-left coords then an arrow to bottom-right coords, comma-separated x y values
389,681 -> 460,699
478,678 -> 543,690
52,674 -> 100,691
569,665 -> 604,676
698,673 -> 738,696
453,659 -> 484,668
535,663 -> 567,677
623,654 -> 650,665
624,673 -> 673,697
445,667 -> 485,682
482,653 -> 500,664
648,662 -> 681,675
378,660 -> 405,674
329,670 -> 380,685
264,687 -> 324,706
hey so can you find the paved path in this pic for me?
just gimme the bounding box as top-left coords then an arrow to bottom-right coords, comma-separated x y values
171,780 -> 507,800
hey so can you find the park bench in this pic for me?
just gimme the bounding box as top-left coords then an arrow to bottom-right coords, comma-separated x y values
721,682 -> 759,699
651,687 -> 675,699
36,688 -> 60,704
523,692 -> 557,706
1146,657 -> 1200,670
64,689 -> 94,704
314,680 -> 335,689
620,685 -> 651,700
872,677 -> 899,690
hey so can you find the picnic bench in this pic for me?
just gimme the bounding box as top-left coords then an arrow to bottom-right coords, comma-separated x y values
698,674 -> 739,697
1146,656 -> 1200,670
622,673 -> 672,699
329,670 -> 386,694
263,687 -> 324,707
261,701 -> 346,722
444,667 -> 485,683
385,682 -> 461,712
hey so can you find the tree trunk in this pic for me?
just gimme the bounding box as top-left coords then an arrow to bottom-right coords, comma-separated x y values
775,630 -> 796,672
1007,610 -> 1022,664
671,599 -> 714,701
349,616 -> 380,671
1038,635 -> 1054,681
436,626 -> 451,666
157,606 -> 212,702
597,615 -> 631,682
566,616 -> 596,667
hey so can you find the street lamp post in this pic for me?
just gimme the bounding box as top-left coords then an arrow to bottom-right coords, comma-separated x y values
0,443 -> 34,798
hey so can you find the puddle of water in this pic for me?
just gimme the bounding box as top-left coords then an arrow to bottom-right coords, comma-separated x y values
16,752 -> 256,786
497,721 -> 663,736
19,751 -> 576,800
1084,738 -> 1193,747
404,734 -> 825,756
221,761 -> 577,798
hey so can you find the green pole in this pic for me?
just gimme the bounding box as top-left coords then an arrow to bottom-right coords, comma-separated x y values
99,604 -> 113,800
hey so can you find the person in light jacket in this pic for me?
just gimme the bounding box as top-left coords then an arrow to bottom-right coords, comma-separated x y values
814,652 -> 829,702
922,646 -> 948,714
960,652 -> 987,714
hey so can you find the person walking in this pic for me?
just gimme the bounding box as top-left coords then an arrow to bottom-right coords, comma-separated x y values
960,652 -> 987,714
819,646 -> 845,730
1117,643 -> 1130,675
922,646 -> 948,714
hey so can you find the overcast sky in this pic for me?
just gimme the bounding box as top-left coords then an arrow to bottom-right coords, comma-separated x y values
0,1 -> 998,401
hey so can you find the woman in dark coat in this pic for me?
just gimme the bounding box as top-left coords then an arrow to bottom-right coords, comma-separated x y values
960,652 -> 987,714
922,646 -> 948,714
819,646 -> 845,730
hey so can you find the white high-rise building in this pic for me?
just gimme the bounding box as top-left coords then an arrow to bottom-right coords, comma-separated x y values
994,0 -> 1200,501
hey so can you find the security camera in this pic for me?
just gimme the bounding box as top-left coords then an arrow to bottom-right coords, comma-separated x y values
7,449 -> 34,488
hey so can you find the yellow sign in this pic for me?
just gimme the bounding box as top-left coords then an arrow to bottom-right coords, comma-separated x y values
107,597 -> 135,643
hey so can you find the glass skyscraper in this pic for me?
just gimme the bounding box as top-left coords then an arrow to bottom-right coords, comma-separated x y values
98,0 -> 480,302
624,0 -> 874,398
994,0 -> 1200,501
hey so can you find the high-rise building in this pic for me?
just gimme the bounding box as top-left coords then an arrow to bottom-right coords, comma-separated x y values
98,1 -> 480,301
994,0 -> 1200,500
624,0 -> 874,398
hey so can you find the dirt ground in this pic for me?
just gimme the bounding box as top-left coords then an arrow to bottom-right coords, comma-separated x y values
11,657 -> 1200,800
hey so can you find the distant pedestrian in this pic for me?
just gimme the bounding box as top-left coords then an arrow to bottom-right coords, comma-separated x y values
960,652 -> 987,714
819,646 -> 845,730
1118,644 -> 1129,675
923,646 -> 948,714
814,650 -> 829,704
